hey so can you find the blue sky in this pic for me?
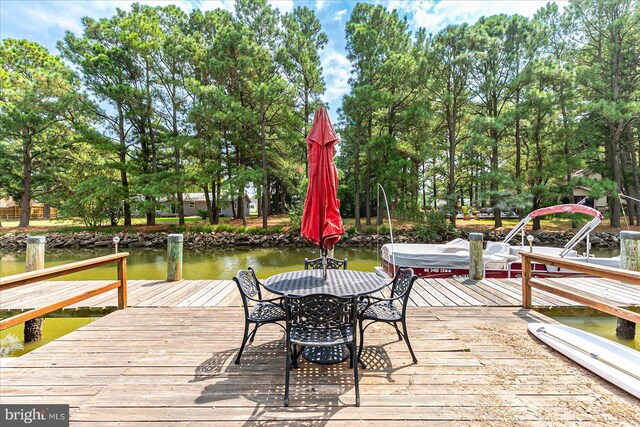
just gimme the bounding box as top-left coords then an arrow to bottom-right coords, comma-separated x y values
0,0 -> 566,124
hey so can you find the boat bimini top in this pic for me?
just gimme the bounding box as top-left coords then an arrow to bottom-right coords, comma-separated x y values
502,204 -> 604,258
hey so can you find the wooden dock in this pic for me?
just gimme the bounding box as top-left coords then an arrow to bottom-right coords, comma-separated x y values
2,267 -> 639,424
2,306 -> 639,425
2,276 -> 640,312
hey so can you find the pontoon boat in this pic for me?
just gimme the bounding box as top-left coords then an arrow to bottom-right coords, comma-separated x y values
378,204 -> 619,279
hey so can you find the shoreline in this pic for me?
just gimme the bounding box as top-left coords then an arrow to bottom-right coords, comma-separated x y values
0,229 -> 621,251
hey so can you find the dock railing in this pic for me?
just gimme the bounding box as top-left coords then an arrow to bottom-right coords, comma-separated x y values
0,252 -> 129,330
520,252 -> 640,324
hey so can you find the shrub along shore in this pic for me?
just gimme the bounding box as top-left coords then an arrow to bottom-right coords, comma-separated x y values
0,229 -> 621,252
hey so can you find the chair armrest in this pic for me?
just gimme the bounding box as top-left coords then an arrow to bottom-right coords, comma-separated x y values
369,282 -> 393,297
245,294 -> 284,307
359,294 -> 404,314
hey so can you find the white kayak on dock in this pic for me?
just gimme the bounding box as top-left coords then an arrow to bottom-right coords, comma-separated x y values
528,322 -> 640,399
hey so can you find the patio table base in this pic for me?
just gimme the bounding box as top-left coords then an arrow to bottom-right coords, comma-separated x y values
302,344 -> 349,365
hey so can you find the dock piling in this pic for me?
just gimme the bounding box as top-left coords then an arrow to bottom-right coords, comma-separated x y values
167,234 -> 184,281
25,236 -> 45,342
469,233 -> 483,280
617,231 -> 639,339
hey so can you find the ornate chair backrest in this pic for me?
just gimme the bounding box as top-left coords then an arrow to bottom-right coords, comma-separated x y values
233,268 -> 263,316
285,293 -> 356,331
390,267 -> 417,311
304,257 -> 348,270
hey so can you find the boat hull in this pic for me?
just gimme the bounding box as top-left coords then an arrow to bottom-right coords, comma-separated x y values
382,258 -> 583,279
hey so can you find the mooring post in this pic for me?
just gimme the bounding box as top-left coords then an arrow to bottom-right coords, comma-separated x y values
469,233 -> 484,280
617,231 -> 639,339
167,233 -> 183,282
25,236 -> 45,342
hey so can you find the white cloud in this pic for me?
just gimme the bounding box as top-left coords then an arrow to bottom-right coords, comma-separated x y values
333,9 -> 347,22
20,4 -> 84,34
388,0 -> 568,32
320,46 -> 351,113
315,0 -> 326,11
415,1 -> 481,29
268,0 -> 294,14
200,0 -> 235,13
0,0 -> 240,55
1,1 -> 195,36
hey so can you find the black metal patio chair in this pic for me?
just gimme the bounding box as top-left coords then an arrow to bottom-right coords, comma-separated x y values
283,293 -> 360,407
304,256 -> 348,270
358,267 -> 418,367
233,267 -> 285,365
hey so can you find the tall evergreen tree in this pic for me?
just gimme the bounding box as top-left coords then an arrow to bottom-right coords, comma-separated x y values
0,39 -> 91,227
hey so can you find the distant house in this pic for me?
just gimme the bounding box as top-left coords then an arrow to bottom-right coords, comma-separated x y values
569,170 -> 608,211
0,197 -> 57,220
157,193 -> 258,217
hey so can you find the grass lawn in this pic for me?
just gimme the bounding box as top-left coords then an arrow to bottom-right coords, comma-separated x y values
339,217 -> 635,233
0,214 -> 289,233
0,216 -> 203,228
1,218 -> 80,228
457,218 -> 579,232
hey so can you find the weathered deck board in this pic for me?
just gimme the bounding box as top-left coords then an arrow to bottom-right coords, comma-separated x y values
558,277 -> 640,303
429,279 -> 473,306
1,275 -> 639,312
437,278 -> 483,305
177,280 -> 225,307
504,278 -> 581,306
1,307 -> 638,425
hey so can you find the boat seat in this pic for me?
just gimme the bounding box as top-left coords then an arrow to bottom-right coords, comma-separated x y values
484,253 -> 519,270
509,246 -> 577,258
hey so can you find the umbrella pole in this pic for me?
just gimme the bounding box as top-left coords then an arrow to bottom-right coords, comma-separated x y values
322,248 -> 328,281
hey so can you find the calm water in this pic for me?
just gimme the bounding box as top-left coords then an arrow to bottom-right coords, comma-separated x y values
1,317 -> 97,357
1,246 -> 633,357
0,246 -> 619,280
0,247 -> 381,280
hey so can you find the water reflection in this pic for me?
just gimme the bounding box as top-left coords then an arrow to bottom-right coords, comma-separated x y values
0,317 -> 97,357
0,247 -> 381,280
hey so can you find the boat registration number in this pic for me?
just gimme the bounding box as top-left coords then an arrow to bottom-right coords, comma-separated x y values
424,268 -> 452,273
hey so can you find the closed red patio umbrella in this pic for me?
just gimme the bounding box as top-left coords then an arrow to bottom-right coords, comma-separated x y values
301,105 -> 344,271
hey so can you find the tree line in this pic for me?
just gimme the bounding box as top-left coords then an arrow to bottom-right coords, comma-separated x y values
337,0 -> 640,229
1,0 -> 325,228
1,0 -> 639,230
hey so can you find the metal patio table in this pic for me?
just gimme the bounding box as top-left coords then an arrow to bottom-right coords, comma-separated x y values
264,269 -> 387,364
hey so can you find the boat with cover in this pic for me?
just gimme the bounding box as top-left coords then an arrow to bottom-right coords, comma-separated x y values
378,204 -> 620,279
